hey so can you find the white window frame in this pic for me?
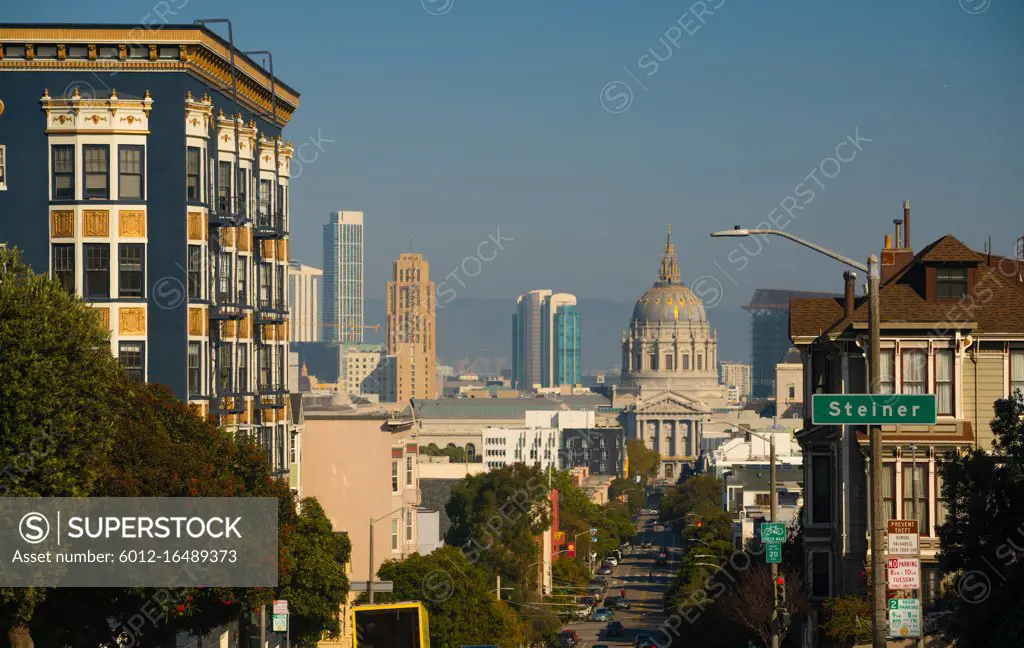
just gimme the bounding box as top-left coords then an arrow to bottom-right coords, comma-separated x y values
807,549 -> 833,599
0,144 -> 7,190
405,455 -> 414,488
391,518 -> 399,552
391,460 -> 399,494
405,509 -> 413,542
1011,348 -> 1024,397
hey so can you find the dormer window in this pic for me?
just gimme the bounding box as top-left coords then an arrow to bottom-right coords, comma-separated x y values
936,267 -> 968,299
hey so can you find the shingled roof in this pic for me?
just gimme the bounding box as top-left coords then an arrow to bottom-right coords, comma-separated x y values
790,235 -> 1024,342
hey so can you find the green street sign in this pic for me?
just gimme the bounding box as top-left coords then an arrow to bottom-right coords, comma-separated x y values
811,394 -> 936,425
766,543 -> 782,564
760,522 -> 786,543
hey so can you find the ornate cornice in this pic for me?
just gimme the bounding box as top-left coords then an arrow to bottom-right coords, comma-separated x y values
1,26 -> 298,126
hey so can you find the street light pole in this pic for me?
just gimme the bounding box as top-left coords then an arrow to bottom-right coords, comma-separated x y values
712,229 -> 885,648
770,433 -> 779,648
868,255 -> 886,648
368,516 -> 375,604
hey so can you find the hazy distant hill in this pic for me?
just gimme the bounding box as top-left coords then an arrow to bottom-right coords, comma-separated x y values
363,297 -> 750,374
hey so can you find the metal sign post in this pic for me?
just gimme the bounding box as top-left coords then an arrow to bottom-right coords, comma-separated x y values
885,521 -> 922,640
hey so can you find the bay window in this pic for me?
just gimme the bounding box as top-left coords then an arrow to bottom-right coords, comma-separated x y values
902,463 -> 929,532
118,145 -> 143,200
936,350 -> 953,415
52,144 -> 74,199
878,350 -> 895,393
83,145 -> 109,199
901,350 -> 926,394
1012,350 -> 1024,397
880,463 -> 896,521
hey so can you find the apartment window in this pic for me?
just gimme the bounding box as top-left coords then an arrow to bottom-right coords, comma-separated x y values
258,346 -> 271,391
788,385 -> 796,399
648,354 -> 658,371
278,183 -> 286,216
187,245 -> 202,299
902,350 -> 927,394
406,455 -> 413,487
237,171 -> 248,218
0,145 -> 6,189
391,461 -> 399,493
936,469 -> 949,529
664,354 -> 674,371
83,145 -> 109,199
405,509 -> 413,542
217,161 -> 231,212
186,147 -> 201,201
217,252 -> 232,303
880,463 -> 896,521
878,350 -> 895,394
936,350 -> 953,415
936,267 -> 968,299
118,244 -> 144,298
83,243 -> 110,298
216,344 -> 232,393
259,179 -> 272,221
52,244 -> 75,293
391,519 -> 399,551
290,429 -> 298,464
755,493 -> 770,507
259,263 -> 271,308
902,463 -> 929,533
682,354 -> 690,370
810,551 -> 832,599
118,145 -> 143,200
1011,350 -> 1024,396
237,343 -> 248,392
276,265 -> 285,309
236,256 -> 247,305
52,145 -> 75,199
811,455 -> 832,525
118,342 -> 144,382
697,354 -> 703,371
187,342 -> 201,395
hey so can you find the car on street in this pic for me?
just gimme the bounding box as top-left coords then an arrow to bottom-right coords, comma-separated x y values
593,576 -> 609,586
579,596 -> 598,607
559,629 -> 580,646
641,540 -> 653,548
570,604 -> 590,620
614,597 -> 631,610
598,565 -> 613,575
604,556 -> 618,566
591,607 -> 614,622
652,524 -> 665,532
650,509 -> 659,515
602,621 -> 624,637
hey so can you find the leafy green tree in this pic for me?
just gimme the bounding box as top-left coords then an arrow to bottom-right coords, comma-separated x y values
938,393 -> 1024,647
445,464 -> 550,597
609,477 -> 646,516
552,556 -> 588,590
0,246 -> 125,647
374,547 -> 526,646
627,439 -> 660,483
822,595 -> 872,646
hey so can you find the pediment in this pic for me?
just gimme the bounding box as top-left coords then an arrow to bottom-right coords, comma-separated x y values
633,390 -> 710,415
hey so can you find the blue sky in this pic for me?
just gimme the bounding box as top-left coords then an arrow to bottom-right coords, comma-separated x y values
10,0 -> 1024,315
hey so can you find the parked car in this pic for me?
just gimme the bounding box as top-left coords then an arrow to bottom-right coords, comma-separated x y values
579,596 -> 597,608
641,540 -> 653,548
593,576 -> 609,586
614,597 -> 632,610
571,604 -> 590,620
598,565 -> 613,575
650,509 -> 659,515
652,524 -> 665,533
603,621 -> 624,637
604,556 -> 618,567
559,629 -> 580,646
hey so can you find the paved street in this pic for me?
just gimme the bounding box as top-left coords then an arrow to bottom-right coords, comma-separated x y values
563,504 -> 679,647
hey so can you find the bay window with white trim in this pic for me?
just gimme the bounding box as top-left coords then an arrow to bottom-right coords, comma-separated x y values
878,350 -> 895,393
935,349 -> 954,416
901,349 -> 927,394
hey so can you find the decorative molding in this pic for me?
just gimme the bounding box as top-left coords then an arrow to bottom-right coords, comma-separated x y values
188,307 -> 204,336
118,210 -> 145,237
83,210 -> 109,237
119,307 -> 146,335
50,210 -> 74,238
187,211 -> 204,241
95,306 -> 110,332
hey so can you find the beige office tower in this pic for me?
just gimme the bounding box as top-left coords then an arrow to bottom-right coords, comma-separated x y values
386,253 -> 437,401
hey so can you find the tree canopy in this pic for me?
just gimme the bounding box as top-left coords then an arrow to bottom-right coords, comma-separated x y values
938,393 -> 1024,647
627,439 -> 660,483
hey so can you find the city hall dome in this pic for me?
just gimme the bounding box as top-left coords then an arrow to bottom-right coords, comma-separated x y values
619,226 -> 726,400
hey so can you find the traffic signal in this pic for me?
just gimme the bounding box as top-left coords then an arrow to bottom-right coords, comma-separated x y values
567,543 -> 576,558
695,520 -> 702,528
774,576 -> 786,607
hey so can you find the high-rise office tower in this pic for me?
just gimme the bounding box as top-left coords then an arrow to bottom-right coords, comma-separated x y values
288,262 -> 322,342
322,211 -> 364,345
0,25 -> 298,475
513,290 -> 580,390
386,253 -> 437,400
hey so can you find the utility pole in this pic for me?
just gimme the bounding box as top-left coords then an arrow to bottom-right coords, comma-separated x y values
496,573 -> 501,600
368,516 -> 375,604
868,254 -> 886,648
770,433 -> 779,648
259,605 -> 266,648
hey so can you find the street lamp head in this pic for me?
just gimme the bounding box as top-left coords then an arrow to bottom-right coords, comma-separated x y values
711,227 -> 751,237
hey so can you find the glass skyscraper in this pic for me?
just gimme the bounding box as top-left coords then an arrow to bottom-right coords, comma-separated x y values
322,211 -> 364,345
513,290 -> 580,389
554,304 -> 581,386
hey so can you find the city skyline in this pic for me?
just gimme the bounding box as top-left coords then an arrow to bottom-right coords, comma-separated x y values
5,1 -> 1020,316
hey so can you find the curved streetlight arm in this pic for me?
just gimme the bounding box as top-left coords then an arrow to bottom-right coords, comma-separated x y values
711,228 -> 868,273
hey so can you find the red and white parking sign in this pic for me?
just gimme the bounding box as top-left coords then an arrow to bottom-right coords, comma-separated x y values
887,557 -> 920,590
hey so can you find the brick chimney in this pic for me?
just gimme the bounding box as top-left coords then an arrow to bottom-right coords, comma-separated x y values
843,271 -> 856,318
